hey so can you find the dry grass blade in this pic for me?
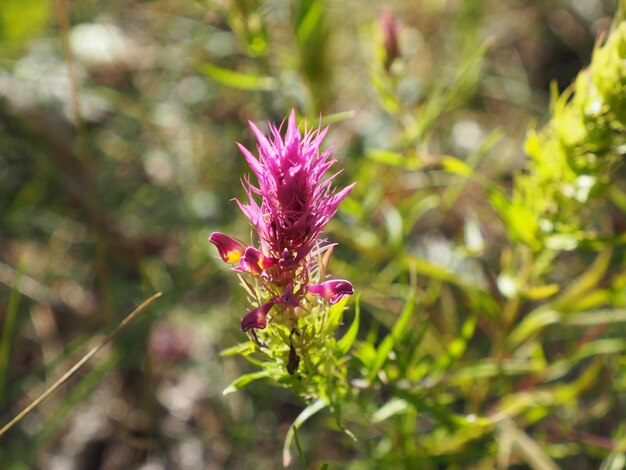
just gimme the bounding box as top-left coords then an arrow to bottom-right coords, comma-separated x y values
0,292 -> 163,438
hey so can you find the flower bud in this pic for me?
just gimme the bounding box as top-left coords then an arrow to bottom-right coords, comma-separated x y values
378,8 -> 400,70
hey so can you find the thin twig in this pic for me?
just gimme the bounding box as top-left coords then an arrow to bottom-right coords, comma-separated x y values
0,292 -> 162,438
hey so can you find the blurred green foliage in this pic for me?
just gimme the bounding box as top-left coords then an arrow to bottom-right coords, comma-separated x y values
0,0 -> 50,44
0,0 -> 625,468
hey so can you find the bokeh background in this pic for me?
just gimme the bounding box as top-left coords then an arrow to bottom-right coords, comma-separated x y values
0,0 -> 621,468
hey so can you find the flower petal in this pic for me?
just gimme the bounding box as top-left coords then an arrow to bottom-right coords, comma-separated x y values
236,246 -> 275,275
241,302 -> 274,331
309,280 -> 354,304
209,232 -> 246,264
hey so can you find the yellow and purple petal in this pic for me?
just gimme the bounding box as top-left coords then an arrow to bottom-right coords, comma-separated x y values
209,232 -> 246,264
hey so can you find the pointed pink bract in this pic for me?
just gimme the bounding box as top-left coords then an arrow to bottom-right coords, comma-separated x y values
237,109 -> 354,262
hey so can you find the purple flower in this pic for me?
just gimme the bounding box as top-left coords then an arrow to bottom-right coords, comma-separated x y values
209,232 -> 246,264
309,280 -> 354,304
234,246 -> 275,275
237,109 -> 355,263
241,301 -> 274,332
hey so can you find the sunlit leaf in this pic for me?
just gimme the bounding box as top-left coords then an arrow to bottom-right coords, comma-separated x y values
337,295 -> 360,355
198,63 -> 276,91
366,288 -> 417,383
222,370 -> 270,395
283,398 -> 327,467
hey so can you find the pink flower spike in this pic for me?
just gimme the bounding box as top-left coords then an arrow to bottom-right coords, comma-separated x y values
241,302 -> 274,331
309,280 -> 354,304
236,108 -> 355,261
209,232 -> 246,264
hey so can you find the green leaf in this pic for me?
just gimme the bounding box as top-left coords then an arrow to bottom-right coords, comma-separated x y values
365,149 -> 419,170
496,419 -> 560,470
198,63 -> 276,91
404,194 -> 439,235
564,308 -> 626,327
219,342 -> 254,357
283,398 -> 327,467
372,398 -> 410,423
366,288 -> 417,383
404,256 -> 459,284
523,284 -> 560,300
319,110 -> 356,126
550,248 -> 612,311
509,310 -> 561,349
296,0 -> 325,44
337,295 -> 360,355
222,370 -> 270,395
327,296 -> 350,333
292,425 -> 307,468
441,156 -> 473,177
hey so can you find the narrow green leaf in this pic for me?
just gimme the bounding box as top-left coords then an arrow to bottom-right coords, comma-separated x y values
283,398 -> 327,467
337,295 -> 360,355
550,248 -> 612,311
198,63 -> 276,91
365,149 -> 418,169
404,256 -> 458,284
327,296 -> 349,332
222,370 -> 270,395
547,339 -> 626,381
523,283 -> 560,300
441,156 -> 473,177
509,310 -> 561,348
292,425 -> 307,468
496,419 -> 560,470
404,194 -> 439,236
565,308 -> 626,326
367,288 -> 417,383
372,398 -> 410,423
220,342 -> 254,357
296,0 -> 324,43
319,110 -> 356,126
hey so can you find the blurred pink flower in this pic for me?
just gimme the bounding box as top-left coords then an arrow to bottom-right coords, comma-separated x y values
378,8 -> 400,70
149,321 -> 191,362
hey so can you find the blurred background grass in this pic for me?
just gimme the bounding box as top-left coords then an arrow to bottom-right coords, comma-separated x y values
0,0 -> 621,468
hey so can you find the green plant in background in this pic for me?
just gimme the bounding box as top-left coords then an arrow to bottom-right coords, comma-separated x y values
331,8 -> 626,469
493,21 -> 626,253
